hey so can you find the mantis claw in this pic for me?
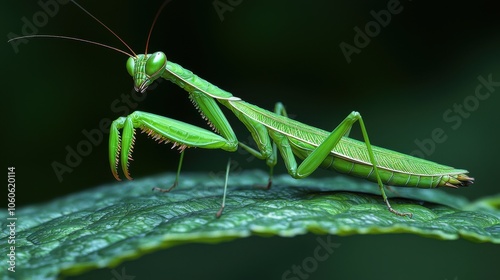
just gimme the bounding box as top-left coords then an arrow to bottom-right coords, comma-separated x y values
216,205 -> 224,218
152,182 -> 178,192
384,199 -> 413,218
109,115 -> 138,181
254,178 -> 273,190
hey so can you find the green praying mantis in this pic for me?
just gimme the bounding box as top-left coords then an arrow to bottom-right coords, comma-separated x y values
12,0 -> 474,218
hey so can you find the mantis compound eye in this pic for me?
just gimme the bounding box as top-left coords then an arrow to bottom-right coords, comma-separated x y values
126,56 -> 135,77
145,51 -> 167,78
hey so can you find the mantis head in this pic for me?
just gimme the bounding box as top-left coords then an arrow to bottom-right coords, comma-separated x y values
126,52 -> 167,93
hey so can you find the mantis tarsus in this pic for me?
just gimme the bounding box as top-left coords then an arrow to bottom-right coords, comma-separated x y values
12,0 -> 474,218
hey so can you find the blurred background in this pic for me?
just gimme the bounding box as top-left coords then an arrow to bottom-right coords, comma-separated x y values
3,0 -> 499,279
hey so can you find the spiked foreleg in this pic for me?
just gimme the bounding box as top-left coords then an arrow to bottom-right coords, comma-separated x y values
109,111 -> 238,181
189,90 -> 238,146
109,117 -> 126,181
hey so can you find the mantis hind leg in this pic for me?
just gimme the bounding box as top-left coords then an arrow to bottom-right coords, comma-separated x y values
270,111 -> 412,218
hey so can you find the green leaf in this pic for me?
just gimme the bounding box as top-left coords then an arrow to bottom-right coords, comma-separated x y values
1,170 -> 499,279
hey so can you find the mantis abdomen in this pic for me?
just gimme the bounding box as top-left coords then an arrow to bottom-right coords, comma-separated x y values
289,137 -> 469,189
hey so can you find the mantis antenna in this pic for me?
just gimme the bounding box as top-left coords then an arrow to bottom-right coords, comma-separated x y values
7,0 -> 140,58
7,35 -> 134,57
8,0 -> 172,58
145,0 -> 172,55
68,0 -> 137,57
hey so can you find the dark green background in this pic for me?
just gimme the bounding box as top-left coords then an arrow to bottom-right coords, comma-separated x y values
3,0 -> 499,279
